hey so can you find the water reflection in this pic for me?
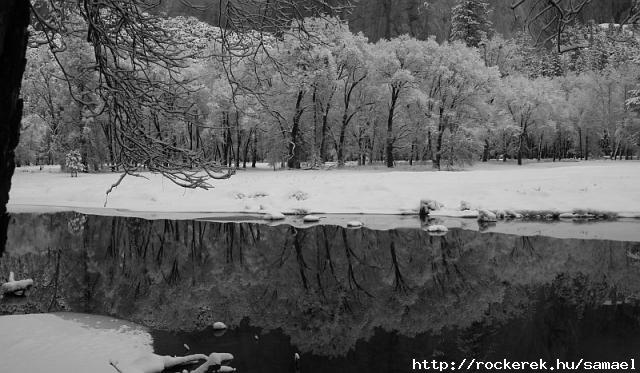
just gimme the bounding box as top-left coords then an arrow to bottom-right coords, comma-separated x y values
3,213 -> 640,371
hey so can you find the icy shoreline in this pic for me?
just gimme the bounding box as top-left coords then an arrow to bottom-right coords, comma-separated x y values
7,204 -> 640,242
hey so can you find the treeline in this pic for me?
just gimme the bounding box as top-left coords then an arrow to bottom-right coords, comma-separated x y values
17,15 -> 640,171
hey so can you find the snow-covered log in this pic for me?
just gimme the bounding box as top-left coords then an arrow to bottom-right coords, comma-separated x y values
191,352 -> 234,373
111,353 -> 208,373
1,271 -> 34,296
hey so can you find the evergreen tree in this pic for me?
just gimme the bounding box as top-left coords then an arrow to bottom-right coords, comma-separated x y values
65,150 -> 84,177
450,0 -> 493,48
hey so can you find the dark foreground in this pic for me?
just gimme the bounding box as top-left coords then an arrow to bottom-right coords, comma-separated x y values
2,212 -> 640,372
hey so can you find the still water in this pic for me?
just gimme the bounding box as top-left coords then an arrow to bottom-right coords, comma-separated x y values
2,212 -> 640,372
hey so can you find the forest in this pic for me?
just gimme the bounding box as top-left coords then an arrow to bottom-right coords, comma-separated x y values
14,0 -> 640,174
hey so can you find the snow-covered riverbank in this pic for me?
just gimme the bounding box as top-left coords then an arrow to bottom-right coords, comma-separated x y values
8,161 -> 640,218
0,313 -> 153,373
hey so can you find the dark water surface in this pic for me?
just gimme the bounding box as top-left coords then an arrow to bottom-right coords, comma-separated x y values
3,212 -> 640,372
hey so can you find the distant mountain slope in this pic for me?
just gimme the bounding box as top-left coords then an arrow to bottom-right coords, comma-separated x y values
152,0 -> 636,42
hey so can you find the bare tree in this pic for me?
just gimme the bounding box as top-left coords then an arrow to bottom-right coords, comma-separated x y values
511,0 -> 640,53
0,0 -> 353,254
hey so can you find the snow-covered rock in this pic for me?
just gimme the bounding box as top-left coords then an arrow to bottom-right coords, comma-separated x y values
347,221 -> 364,228
478,209 -> 497,222
213,321 -> 227,330
302,215 -> 321,223
263,211 -> 285,220
420,199 -> 443,216
505,210 -> 523,219
559,212 -> 575,219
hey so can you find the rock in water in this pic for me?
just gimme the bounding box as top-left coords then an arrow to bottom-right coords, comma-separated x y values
505,210 -> 523,219
302,215 -> 321,223
347,221 -> 363,228
419,199 -> 443,217
477,209 -> 497,222
213,322 -> 227,330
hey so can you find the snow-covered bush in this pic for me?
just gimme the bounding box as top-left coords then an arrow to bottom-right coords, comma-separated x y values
64,150 -> 84,177
439,128 -> 482,169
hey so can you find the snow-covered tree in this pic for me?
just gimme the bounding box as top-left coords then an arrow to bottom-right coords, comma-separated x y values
449,0 -> 493,48
65,150 -> 83,177
370,35 -> 425,167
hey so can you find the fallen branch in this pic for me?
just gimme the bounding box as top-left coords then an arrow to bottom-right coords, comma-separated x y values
1,272 -> 34,296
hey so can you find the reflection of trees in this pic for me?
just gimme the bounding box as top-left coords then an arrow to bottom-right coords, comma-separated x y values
4,213 -> 640,357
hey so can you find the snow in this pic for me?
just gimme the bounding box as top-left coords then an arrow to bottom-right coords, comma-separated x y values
212,321 -> 227,330
425,224 -> 448,233
9,161 -> 640,217
302,214 -> 321,222
0,313 -> 154,373
1,271 -> 34,296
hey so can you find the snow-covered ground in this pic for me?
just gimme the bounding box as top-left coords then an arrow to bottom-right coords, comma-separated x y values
0,313 -> 153,373
9,161 -> 640,217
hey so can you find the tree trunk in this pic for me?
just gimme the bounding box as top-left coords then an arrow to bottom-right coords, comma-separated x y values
578,127 -> 583,159
251,130 -> 258,168
235,112 -> 241,169
312,86 -> 318,166
427,129 -> 433,163
242,129 -> 252,169
337,100 -> 352,167
0,0 -> 29,257
584,130 -> 589,160
319,91 -> 333,163
409,140 -> 416,166
434,108 -> 446,170
482,139 -> 489,162
287,90 -> 305,169
537,133 -> 543,161
369,119 -> 376,165
385,88 -> 399,168
337,121 -> 348,167
517,122 -> 528,166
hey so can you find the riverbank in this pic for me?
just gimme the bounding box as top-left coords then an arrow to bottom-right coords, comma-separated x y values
8,160 -> 640,218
